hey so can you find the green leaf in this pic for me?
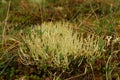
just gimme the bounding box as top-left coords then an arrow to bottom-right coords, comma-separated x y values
45,45 -> 49,52
36,29 -> 45,36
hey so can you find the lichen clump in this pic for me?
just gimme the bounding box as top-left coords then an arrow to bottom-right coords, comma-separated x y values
19,22 -> 103,68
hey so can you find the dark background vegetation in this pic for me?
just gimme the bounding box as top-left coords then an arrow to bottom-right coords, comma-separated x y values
0,0 -> 120,80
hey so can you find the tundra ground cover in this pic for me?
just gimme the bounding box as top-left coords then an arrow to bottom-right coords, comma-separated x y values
0,0 -> 120,80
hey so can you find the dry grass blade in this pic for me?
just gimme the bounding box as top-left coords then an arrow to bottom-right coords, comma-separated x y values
2,0 -> 11,53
